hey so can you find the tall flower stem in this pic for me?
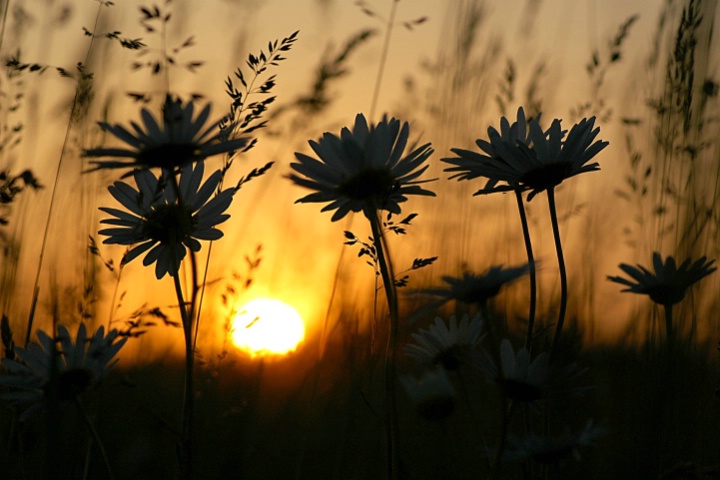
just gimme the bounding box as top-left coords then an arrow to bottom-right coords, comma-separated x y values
663,304 -> 674,344
547,188 -> 568,358
515,190 -> 537,352
168,175 -> 195,480
366,208 -> 399,480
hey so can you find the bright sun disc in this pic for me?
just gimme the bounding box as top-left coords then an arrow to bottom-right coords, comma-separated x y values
231,298 -> 305,357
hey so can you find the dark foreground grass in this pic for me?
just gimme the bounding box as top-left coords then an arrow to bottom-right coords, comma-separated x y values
1,331 -> 717,480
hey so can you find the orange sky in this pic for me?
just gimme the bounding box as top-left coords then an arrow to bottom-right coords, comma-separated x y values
3,0 -> 718,360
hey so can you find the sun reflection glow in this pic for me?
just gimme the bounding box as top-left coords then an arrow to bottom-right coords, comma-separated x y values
231,298 -> 305,357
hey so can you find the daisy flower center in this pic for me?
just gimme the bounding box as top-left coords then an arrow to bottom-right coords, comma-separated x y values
519,162 -> 574,191
44,368 -> 94,401
143,203 -> 196,244
338,167 -> 396,202
136,143 -> 200,169
456,284 -> 502,304
646,284 -> 686,306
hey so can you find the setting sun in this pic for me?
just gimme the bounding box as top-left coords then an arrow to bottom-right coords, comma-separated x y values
230,298 -> 305,357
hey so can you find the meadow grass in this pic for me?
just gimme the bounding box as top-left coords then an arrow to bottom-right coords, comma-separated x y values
0,0 -> 718,479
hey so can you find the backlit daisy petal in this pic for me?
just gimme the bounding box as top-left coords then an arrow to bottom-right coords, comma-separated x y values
98,163 -> 234,279
85,94 -> 248,173
405,314 -> 484,370
289,113 -> 435,221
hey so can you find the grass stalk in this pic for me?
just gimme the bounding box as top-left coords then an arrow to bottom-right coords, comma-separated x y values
369,0 -> 399,120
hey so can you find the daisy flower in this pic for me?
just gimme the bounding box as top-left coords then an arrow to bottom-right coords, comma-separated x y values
502,421 -> 604,465
0,324 -> 126,420
474,339 -> 588,403
289,113 -> 436,221
98,162 -> 235,279
405,314 -> 484,370
417,264 -> 531,308
401,367 -> 456,421
444,111 -> 608,201
84,95 -> 248,174
607,252 -> 716,306
444,107 -> 537,192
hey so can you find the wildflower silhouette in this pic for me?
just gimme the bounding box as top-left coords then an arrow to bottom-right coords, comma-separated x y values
85,95 -> 248,174
445,110 -> 608,355
608,252 -> 716,339
443,108 -> 540,350
98,163 -> 235,279
445,112 -> 607,201
289,113 -> 435,221
405,314 -> 484,370
417,264 -> 530,308
0,324 -> 126,420
474,339 -> 588,404
290,113 -> 435,480
502,421 -> 604,466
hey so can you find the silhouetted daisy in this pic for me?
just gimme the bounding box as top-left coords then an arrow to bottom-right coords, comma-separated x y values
444,113 -> 608,201
401,367 -> 456,421
85,95 -> 248,174
417,264 -> 530,308
405,314 -> 484,370
289,113 -> 435,221
98,162 -> 234,279
474,339 -> 588,403
444,107 -> 537,194
0,324 -> 126,420
502,421 -> 604,465
607,252 -> 716,306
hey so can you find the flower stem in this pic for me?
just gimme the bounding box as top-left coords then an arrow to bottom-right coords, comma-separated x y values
73,396 -> 115,480
169,175 -> 195,480
548,188 -> 568,358
663,303 -> 674,344
366,209 -> 399,480
515,190 -> 537,353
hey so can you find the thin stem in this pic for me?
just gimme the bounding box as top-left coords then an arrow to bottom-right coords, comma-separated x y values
73,396 -> 115,480
663,303 -> 674,344
369,0 -> 400,120
168,175 -> 194,480
515,190 -> 537,352
548,188 -> 568,358
366,208 -> 399,480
